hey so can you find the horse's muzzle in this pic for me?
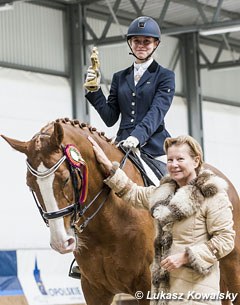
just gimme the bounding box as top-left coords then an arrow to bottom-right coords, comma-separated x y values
50,236 -> 76,254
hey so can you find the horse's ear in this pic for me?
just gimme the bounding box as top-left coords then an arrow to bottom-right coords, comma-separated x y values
1,135 -> 29,154
50,122 -> 64,148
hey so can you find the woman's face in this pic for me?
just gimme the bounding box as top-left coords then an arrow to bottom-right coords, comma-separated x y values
166,144 -> 200,187
129,36 -> 158,62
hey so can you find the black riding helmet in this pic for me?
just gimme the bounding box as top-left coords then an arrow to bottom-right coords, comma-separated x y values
127,16 -> 161,40
127,16 -> 161,61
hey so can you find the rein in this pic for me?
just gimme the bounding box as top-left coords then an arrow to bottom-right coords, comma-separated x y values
118,143 -> 156,186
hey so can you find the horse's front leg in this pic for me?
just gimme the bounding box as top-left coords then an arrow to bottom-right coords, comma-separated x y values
81,276 -> 114,305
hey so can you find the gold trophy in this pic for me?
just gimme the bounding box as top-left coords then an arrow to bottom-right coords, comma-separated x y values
84,47 -> 100,92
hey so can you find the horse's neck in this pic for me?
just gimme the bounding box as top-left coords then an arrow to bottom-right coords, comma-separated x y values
79,140 -> 144,233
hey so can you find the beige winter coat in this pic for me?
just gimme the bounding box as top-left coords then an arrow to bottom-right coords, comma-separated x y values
104,164 -> 235,305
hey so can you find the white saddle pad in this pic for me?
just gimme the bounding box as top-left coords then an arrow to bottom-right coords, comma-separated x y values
135,149 -> 160,186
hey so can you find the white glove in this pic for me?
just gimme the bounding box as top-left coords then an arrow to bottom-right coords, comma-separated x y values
122,136 -> 139,149
86,66 -> 96,81
85,66 -> 101,91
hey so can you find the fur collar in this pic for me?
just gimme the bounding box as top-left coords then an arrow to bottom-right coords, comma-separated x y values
161,168 -> 228,198
150,169 -> 228,226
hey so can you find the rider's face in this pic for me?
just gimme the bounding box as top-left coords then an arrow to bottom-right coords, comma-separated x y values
129,36 -> 159,62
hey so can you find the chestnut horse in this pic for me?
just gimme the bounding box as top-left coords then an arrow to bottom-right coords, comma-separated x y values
1,118 -> 240,305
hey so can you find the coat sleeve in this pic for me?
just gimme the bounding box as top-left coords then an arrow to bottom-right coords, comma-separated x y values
85,73 -> 120,127
103,164 -> 157,209
186,192 -> 235,275
131,69 -> 175,145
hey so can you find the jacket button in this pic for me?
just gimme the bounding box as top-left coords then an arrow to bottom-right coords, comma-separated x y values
132,102 -> 135,106
130,119 -> 134,122
131,111 -> 135,114
132,92 -> 136,96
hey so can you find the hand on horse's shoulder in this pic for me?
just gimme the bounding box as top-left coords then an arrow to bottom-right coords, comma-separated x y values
88,136 -> 113,173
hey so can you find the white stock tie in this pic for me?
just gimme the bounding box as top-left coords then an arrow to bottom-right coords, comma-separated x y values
134,66 -> 145,85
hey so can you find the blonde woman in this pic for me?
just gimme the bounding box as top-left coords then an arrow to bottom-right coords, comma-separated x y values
88,135 -> 235,305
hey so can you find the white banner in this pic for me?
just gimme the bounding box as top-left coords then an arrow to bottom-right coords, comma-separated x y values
17,249 -> 85,305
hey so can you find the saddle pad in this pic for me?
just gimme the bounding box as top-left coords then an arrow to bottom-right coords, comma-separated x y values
140,152 -> 167,180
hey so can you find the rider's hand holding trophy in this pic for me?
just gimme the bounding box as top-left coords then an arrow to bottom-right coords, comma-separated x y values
84,47 -> 101,92
84,47 -> 139,151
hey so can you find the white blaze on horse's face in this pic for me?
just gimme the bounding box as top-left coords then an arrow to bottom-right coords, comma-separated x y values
36,163 -> 76,254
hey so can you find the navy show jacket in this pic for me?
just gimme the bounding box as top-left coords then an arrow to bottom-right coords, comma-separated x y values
86,60 -> 175,157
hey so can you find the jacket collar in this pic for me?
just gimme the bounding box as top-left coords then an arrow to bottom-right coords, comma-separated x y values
126,59 -> 158,75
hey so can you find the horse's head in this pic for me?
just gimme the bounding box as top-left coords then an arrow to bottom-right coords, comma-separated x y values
1,118 -> 104,254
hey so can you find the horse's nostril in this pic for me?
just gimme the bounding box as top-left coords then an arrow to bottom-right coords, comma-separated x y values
67,237 -> 75,247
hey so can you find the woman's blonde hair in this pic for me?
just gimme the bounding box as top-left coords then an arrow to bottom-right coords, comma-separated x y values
164,135 -> 204,174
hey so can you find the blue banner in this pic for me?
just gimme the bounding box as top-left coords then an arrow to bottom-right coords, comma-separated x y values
0,251 -> 23,296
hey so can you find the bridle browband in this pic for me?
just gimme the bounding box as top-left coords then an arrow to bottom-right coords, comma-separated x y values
26,155 -> 66,178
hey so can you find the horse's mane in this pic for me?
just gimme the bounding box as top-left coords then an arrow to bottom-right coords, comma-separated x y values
38,117 -> 114,144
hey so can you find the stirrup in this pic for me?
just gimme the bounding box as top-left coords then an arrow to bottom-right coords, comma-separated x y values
68,258 -> 81,279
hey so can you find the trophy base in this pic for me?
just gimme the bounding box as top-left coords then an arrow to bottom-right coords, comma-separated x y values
83,80 -> 99,92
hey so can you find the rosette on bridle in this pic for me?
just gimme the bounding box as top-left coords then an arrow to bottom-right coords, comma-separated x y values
65,144 -> 88,203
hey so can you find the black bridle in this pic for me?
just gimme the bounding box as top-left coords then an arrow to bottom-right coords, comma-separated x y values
26,144 -> 132,233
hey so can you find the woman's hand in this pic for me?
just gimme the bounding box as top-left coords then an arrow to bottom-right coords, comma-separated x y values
160,252 -> 189,272
88,136 -> 113,173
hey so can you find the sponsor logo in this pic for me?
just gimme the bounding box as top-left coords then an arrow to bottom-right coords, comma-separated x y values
33,258 -> 47,295
33,257 -> 81,297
